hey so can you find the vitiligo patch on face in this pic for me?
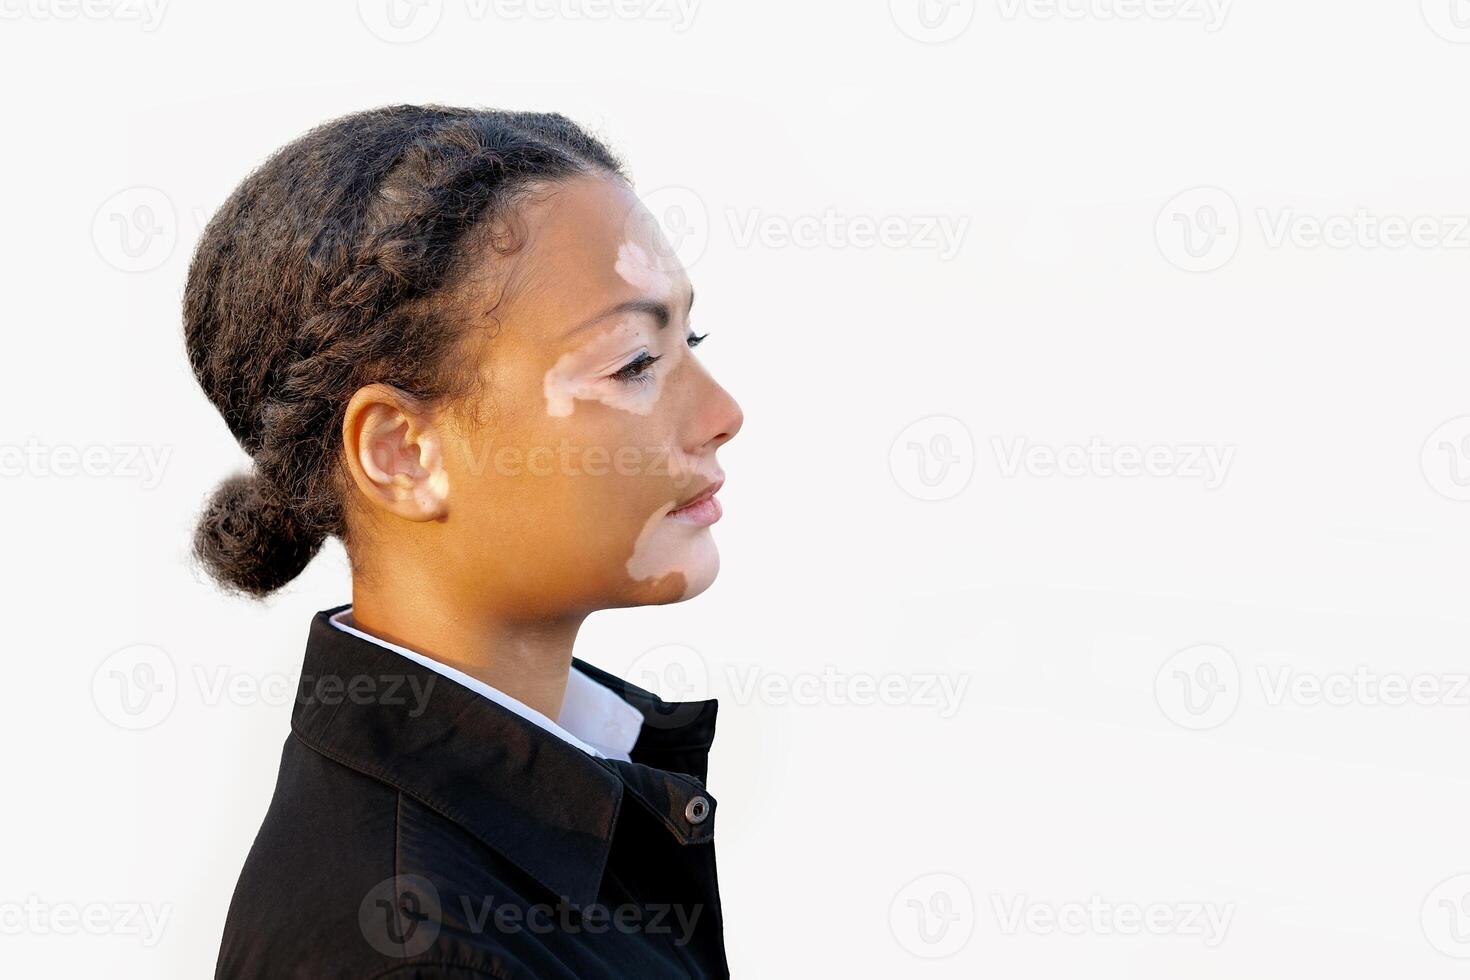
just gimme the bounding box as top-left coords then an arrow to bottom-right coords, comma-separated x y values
625,502 -> 700,601
543,315 -> 673,418
614,240 -> 676,298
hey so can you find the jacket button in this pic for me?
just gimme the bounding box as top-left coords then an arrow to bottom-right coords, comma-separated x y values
684,795 -> 710,825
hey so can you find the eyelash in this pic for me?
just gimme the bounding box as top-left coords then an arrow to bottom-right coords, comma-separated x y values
611,332 -> 709,386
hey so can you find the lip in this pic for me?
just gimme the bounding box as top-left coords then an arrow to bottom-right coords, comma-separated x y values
666,474 -> 725,526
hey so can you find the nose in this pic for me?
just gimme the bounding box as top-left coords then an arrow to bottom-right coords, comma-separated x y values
698,375 -> 742,453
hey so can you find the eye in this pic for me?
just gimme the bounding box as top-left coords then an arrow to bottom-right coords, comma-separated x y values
610,351 -> 663,386
687,330 -> 708,349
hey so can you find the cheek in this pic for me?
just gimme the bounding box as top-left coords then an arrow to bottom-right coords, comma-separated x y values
528,347 -> 708,599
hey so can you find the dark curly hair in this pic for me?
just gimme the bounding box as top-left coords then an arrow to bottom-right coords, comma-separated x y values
184,104 -> 624,598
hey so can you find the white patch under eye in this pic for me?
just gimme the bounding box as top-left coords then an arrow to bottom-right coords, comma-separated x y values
542,316 -> 664,417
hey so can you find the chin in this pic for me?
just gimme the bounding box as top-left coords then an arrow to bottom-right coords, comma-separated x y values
621,540 -> 721,607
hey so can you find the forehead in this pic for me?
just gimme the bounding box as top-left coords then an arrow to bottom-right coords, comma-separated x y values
495,174 -> 691,337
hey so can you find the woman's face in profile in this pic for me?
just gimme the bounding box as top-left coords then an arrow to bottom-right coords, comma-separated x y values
435,174 -> 743,616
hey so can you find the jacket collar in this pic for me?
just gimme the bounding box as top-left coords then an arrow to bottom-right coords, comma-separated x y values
289,604 -> 719,908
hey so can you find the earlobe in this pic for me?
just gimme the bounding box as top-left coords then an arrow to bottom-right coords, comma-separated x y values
342,384 -> 450,522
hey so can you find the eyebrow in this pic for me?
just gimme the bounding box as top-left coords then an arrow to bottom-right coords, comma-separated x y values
564,289 -> 696,339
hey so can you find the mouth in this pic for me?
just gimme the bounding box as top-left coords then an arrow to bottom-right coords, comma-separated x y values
666,474 -> 725,526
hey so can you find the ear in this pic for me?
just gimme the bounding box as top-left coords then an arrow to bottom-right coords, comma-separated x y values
341,383 -> 450,522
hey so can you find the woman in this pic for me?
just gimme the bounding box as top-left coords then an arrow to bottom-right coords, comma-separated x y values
185,104 -> 743,978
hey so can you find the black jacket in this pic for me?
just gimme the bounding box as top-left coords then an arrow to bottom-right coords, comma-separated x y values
215,604 -> 729,978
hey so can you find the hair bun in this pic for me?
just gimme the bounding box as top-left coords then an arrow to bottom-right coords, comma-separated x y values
193,472 -> 325,598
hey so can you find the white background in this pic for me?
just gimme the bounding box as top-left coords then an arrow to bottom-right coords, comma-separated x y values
5,0 -> 1470,976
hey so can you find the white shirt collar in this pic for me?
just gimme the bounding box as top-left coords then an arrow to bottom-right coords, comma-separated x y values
327,607 -> 644,762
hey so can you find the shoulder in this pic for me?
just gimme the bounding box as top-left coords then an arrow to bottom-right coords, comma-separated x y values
217,735 -> 565,980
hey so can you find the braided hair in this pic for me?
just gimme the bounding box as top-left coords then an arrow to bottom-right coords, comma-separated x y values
183,104 -> 624,597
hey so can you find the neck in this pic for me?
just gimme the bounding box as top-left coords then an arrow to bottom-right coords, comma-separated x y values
346,581 -> 587,721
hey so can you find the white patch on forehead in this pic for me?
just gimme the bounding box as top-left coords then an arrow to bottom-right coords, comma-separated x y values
615,239 -> 676,298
